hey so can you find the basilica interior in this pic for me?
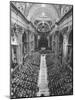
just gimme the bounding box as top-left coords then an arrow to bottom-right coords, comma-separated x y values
10,1 -> 73,98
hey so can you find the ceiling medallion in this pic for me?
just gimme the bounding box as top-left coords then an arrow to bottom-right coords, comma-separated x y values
37,22 -> 50,32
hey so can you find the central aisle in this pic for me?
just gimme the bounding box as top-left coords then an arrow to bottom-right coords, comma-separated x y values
37,54 -> 49,96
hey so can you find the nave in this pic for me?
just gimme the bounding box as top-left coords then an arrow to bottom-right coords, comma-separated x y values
37,54 -> 49,96
11,50 -> 73,98
10,2 -> 73,98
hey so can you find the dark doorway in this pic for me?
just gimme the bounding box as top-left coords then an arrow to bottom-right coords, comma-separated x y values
38,36 -> 48,50
22,31 -> 26,55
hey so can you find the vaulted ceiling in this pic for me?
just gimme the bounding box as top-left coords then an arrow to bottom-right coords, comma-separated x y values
25,3 -> 62,32
12,2 -> 72,32
12,2 -> 72,23
27,4 -> 60,23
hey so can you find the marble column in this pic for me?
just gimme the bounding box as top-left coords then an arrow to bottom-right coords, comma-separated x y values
11,46 -> 15,62
35,35 -> 38,50
63,34 -> 68,59
37,35 -> 40,49
17,33 -> 23,65
26,30 -> 30,53
20,34 -> 23,64
52,34 -> 55,51
17,44 -> 20,64
47,36 -> 50,48
55,32 -> 59,56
